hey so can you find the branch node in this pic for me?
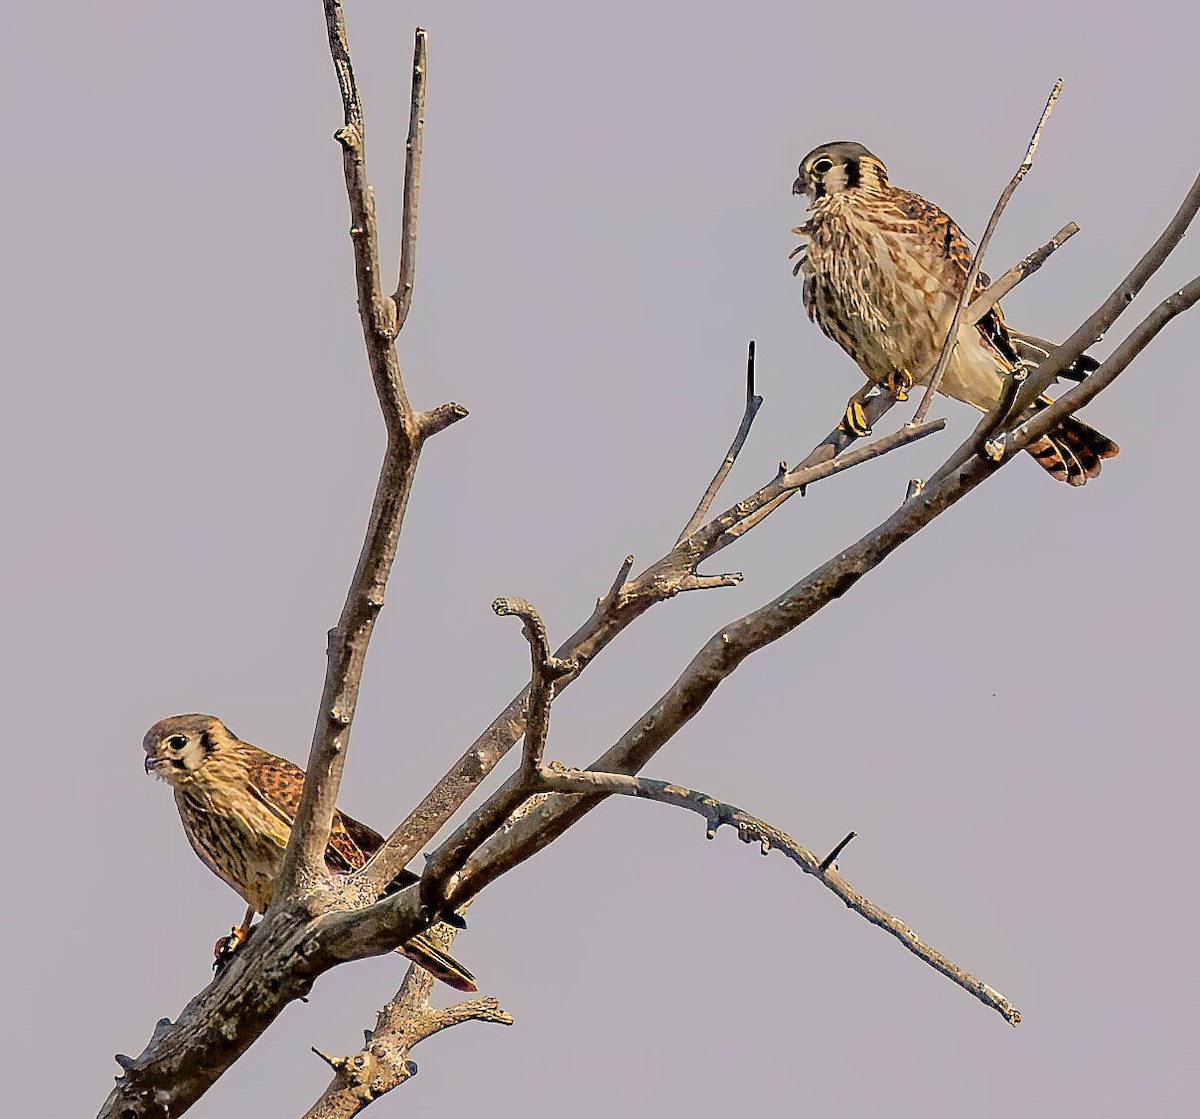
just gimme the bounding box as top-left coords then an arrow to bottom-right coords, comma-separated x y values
417,401 -> 470,439
678,571 -> 743,593
604,554 -> 635,604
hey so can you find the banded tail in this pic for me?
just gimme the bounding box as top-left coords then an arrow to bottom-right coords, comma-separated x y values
1025,400 -> 1120,486
1008,330 -> 1119,486
399,934 -> 478,992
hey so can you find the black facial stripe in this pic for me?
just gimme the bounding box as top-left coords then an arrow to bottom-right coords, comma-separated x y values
844,159 -> 860,189
200,730 -> 216,754
172,757 -> 188,770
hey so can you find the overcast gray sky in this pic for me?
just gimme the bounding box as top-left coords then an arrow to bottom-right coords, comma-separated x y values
4,2 -> 1198,1115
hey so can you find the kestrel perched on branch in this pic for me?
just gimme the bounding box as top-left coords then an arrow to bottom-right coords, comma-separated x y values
144,713 -> 477,991
790,140 -> 1119,485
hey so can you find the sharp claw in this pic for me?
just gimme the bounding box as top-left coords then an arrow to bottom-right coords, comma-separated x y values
885,370 -> 914,401
213,925 -> 248,972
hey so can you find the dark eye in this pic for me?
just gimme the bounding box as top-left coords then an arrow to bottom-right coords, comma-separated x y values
165,734 -> 188,751
812,157 -> 834,175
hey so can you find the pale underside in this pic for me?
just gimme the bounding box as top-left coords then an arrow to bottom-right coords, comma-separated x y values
174,778 -> 290,914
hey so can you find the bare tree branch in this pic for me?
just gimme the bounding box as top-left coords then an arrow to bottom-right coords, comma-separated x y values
418,598 -> 576,912
1006,275 -> 1200,451
965,221 -> 1078,323
676,341 -> 764,543
443,226 -> 1198,945
276,7 -> 468,912
492,597 -> 578,775
911,79 -> 1063,425
534,765 -> 1020,1024
102,6 -> 1199,1112
927,167 -> 1200,489
392,28 -> 426,330
356,415 -> 943,896
304,922 -> 512,1119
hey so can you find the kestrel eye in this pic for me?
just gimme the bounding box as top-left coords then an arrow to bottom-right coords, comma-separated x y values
812,158 -> 834,175
165,734 -> 188,751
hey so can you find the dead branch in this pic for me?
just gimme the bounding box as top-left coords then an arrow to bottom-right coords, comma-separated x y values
276,8 -> 463,902
911,79 -> 1062,425
393,29 -> 426,329
442,182 -> 1199,964
355,394 -> 942,898
927,167 -> 1200,489
965,221 -> 1078,323
100,15 -> 464,1119
534,766 -> 1020,1024
419,598 -> 574,912
304,922 -> 512,1119
102,4 -> 1200,1113
676,341 -> 764,543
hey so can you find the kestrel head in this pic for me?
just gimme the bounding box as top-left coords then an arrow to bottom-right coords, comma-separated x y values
793,141 -> 889,201
144,713 -> 236,786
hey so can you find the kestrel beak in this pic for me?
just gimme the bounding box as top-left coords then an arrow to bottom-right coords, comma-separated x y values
792,175 -> 807,196
145,755 -> 157,774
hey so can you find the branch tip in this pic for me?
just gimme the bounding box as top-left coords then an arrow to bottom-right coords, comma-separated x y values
819,830 -> 858,872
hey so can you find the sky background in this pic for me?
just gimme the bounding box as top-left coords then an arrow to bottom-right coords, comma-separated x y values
4,2 -> 1198,1115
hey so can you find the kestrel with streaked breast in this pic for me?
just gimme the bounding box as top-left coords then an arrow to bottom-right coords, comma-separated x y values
791,140 -> 1118,485
144,713 -> 476,991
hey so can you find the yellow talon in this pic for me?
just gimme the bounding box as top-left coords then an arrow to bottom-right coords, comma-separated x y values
885,369 -> 914,401
840,399 -> 872,438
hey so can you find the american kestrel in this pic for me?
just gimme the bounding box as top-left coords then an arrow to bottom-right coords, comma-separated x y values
144,713 -> 477,991
791,140 -> 1119,485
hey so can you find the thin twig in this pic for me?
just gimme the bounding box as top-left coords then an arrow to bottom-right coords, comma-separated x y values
392,28 -> 427,331
819,830 -> 857,872
713,418 -> 946,550
492,597 -> 577,774
911,79 -> 1063,425
964,221 -> 1078,326
417,599 -> 575,912
676,341 -> 764,544
534,767 -> 1019,1024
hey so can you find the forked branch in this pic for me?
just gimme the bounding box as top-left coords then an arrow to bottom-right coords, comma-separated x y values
304,922 -> 512,1119
357,408 -> 942,895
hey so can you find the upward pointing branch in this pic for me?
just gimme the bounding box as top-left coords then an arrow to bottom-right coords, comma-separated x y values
277,13 -> 465,902
393,28 -> 426,330
911,78 -> 1063,425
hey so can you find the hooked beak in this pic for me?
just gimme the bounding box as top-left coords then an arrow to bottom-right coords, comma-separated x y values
792,175 -> 807,197
144,755 -> 157,774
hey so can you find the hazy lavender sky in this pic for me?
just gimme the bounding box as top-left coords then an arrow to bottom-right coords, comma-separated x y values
4,2 -> 1198,1115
